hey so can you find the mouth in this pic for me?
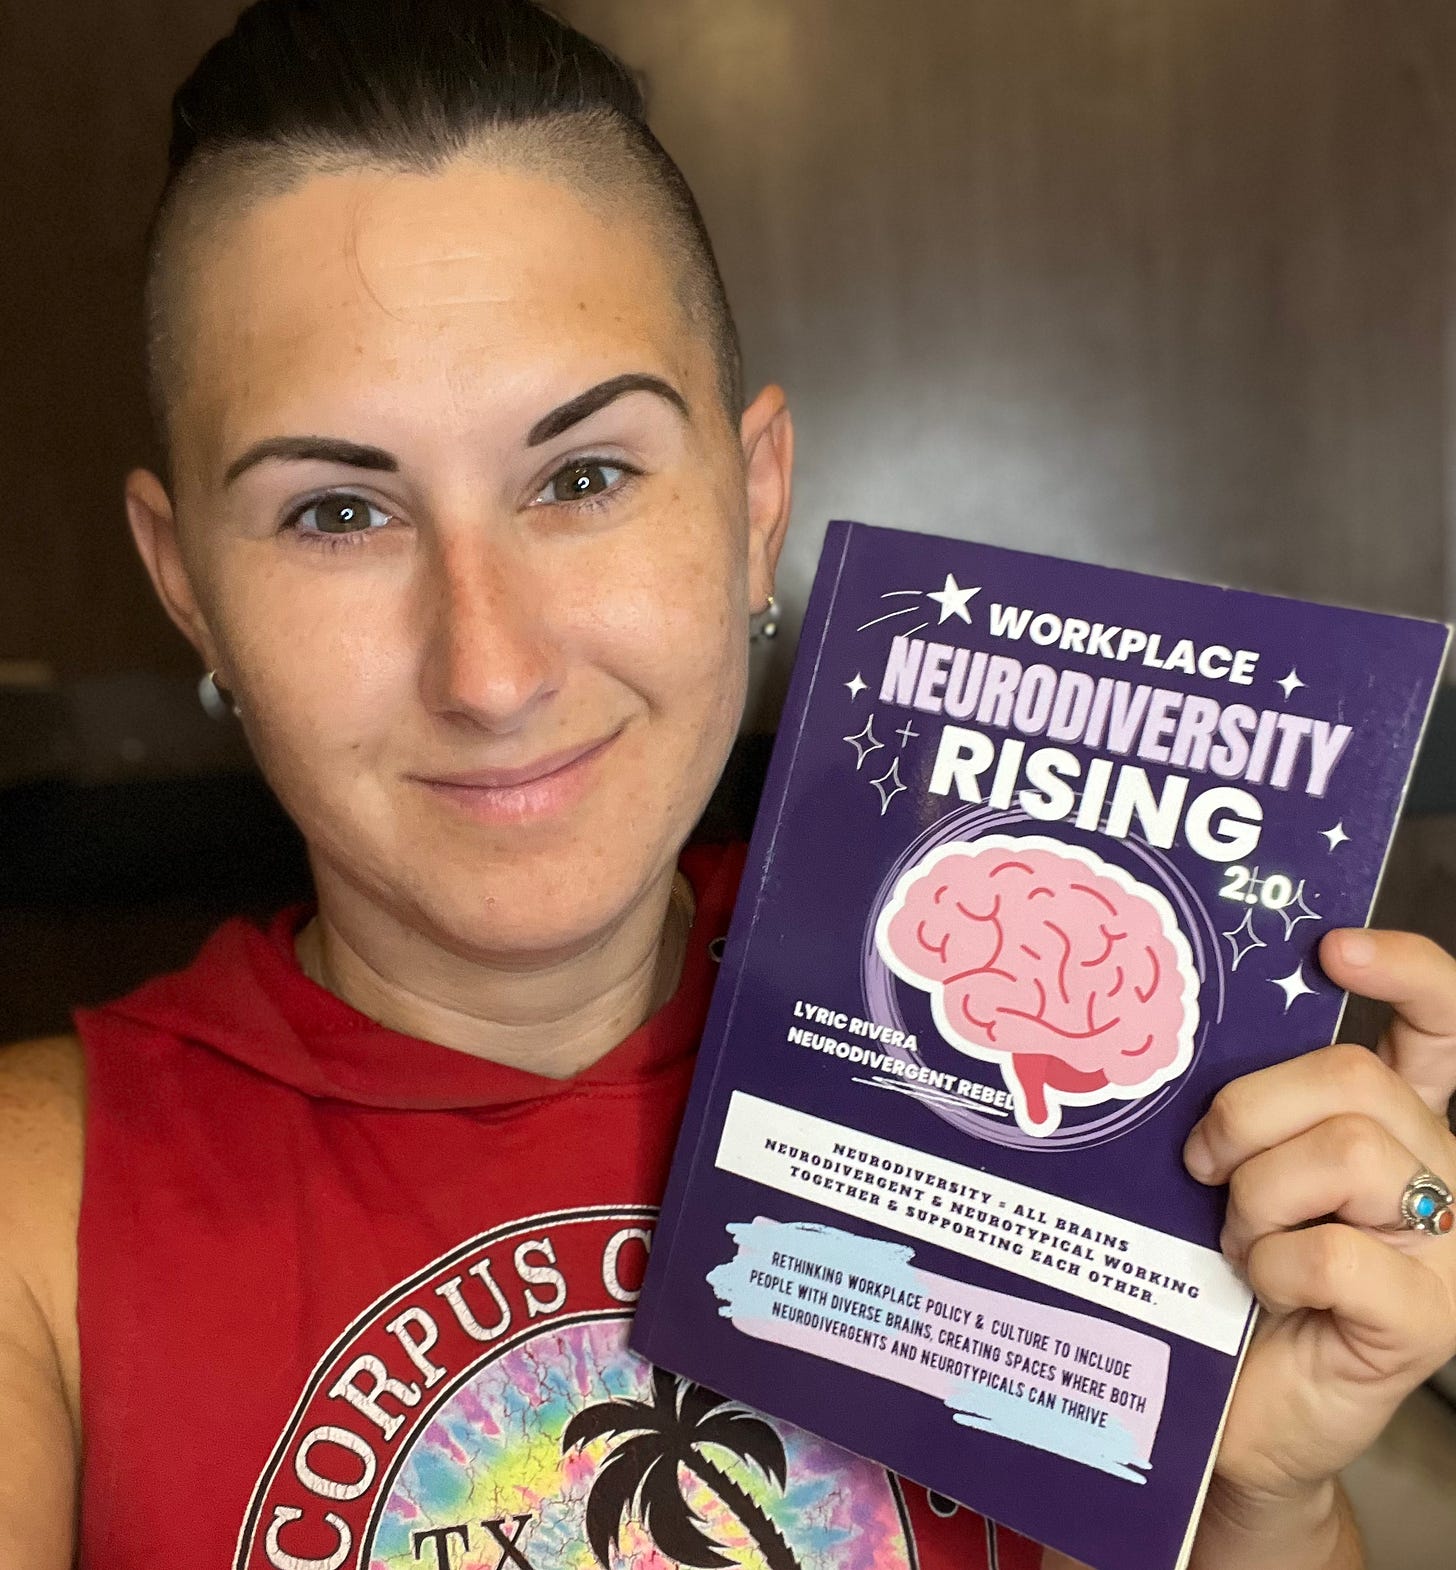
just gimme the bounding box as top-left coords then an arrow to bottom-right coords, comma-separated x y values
410,729 -> 623,822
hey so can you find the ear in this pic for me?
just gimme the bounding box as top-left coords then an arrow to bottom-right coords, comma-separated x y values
738,383 -> 795,610
123,467 -> 223,671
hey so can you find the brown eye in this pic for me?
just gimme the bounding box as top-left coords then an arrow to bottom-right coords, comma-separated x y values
289,494 -> 391,535
537,461 -> 631,505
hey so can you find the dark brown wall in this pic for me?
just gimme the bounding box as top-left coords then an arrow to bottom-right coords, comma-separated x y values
3,0 -> 1455,722
0,2 -> 236,677
561,0 -> 1456,724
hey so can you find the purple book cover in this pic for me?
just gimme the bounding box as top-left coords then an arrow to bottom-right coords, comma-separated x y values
632,518 -> 1449,1570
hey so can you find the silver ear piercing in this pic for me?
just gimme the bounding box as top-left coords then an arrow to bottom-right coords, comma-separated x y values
199,669 -> 241,719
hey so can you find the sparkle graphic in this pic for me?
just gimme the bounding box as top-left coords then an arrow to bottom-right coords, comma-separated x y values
844,715 -> 885,769
926,573 -> 980,625
1222,906 -> 1267,971
845,672 -> 867,700
870,757 -> 907,814
1271,963 -> 1318,1011
1321,821 -> 1351,851
1277,879 -> 1321,939
896,720 -> 920,746
856,606 -> 920,632
1276,668 -> 1305,699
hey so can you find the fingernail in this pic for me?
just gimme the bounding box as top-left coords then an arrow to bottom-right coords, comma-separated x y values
1184,1128 -> 1215,1182
1217,1226 -> 1243,1269
1340,931 -> 1375,965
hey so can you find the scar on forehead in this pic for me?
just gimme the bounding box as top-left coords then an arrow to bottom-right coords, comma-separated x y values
383,293 -> 516,307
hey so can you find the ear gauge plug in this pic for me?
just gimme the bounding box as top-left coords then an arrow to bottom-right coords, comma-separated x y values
199,669 -> 241,718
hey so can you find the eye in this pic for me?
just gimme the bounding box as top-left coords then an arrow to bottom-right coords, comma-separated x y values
533,459 -> 637,508
283,492 -> 395,541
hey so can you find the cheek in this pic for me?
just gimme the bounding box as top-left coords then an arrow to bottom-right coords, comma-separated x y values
209,559 -> 408,771
584,512 -> 748,716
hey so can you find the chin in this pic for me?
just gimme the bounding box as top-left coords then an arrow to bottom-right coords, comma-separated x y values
310,716 -> 732,957
398,822 -> 679,962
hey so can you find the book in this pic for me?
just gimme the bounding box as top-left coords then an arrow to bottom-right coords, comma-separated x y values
631,518 -> 1451,1570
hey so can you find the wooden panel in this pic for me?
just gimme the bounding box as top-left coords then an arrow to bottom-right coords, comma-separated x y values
561,0 -> 1456,723
0,0 -> 243,676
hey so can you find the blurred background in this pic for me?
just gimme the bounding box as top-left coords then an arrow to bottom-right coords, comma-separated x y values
2,4 -> 1456,1557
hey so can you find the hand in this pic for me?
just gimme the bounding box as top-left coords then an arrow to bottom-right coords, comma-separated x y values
1182,928 -> 1456,1511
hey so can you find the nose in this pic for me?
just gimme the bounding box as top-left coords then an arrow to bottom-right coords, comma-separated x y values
417,531 -> 563,730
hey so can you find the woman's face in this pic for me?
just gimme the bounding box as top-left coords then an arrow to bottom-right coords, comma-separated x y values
127,157 -> 792,958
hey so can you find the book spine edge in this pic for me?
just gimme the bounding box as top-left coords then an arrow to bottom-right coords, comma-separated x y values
1331,624 -> 1451,1043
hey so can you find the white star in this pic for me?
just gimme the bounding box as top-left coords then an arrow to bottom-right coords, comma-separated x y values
1271,964 -> 1318,1012
1320,822 -> 1350,851
1276,668 -> 1305,699
844,715 -> 885,770
1222,907 -> 1267,971
1277,879 -> 1321,940
845,672 -> 867,700
870,757 -> 907,814
925,574 -> 980,625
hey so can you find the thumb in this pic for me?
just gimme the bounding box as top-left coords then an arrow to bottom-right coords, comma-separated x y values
1319,928 -> 1456,1123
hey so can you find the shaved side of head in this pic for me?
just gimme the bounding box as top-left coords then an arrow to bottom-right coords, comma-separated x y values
141,1 -> 745,492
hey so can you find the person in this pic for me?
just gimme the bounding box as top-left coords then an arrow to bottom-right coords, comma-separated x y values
1,2 -> 1453,1567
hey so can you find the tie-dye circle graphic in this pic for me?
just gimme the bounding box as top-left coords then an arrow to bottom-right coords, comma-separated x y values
366,1316 -> 913,1570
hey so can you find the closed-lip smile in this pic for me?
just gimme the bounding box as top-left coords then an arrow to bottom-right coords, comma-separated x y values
410,728 -> 623,818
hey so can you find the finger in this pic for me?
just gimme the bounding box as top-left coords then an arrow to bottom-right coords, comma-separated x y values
1244,1224 -> 1455,1381
1320,928 -> 1456,1120
1220,1113 -> 1445,1267
1184,1041 -> 1444,1185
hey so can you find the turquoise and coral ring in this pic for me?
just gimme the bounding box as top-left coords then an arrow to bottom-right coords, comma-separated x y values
1399,1168 -> 1455,1237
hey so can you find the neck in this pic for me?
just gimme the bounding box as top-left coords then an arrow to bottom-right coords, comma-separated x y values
293,865 -> 693,1079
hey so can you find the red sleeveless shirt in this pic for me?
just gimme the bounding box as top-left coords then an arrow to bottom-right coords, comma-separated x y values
71,841 -> 1038,1570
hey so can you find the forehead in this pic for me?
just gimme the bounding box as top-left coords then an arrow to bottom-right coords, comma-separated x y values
179,159 -> 702,472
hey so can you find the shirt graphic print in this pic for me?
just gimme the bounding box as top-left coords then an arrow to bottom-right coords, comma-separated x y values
235,1206 -> 928,1570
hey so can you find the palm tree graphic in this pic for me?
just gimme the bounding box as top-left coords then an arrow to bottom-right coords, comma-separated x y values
562,1366 -> 803,1570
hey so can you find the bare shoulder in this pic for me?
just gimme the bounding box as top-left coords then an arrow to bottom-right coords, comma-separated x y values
0,1032 -> 85,1102
0,1034 -> 85,1209
0,1035 -> 83,1414
0,1037 -> 83,1553
0,1032 -> 84,1292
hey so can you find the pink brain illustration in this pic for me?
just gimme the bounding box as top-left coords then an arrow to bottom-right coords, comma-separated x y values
875,836 -> 1199,1135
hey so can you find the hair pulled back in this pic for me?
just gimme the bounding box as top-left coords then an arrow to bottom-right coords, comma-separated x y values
144,0 -> 743,472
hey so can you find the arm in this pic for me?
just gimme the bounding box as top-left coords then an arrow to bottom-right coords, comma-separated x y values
0,1037 -> 84,1570
1038,1482 -> 1362,1570
1186,1475 -> 1362,1570
0,1267 -> 78,1569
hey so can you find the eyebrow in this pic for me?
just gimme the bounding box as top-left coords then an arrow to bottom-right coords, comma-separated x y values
525,372 -> 690,446
223,435 -> 398,487
221,372 -> 691,487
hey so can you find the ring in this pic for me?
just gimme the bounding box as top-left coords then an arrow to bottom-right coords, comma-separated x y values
1399,1167 -> 1455,1236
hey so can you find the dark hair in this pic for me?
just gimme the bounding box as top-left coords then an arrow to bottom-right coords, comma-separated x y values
143,0 -> 743,475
